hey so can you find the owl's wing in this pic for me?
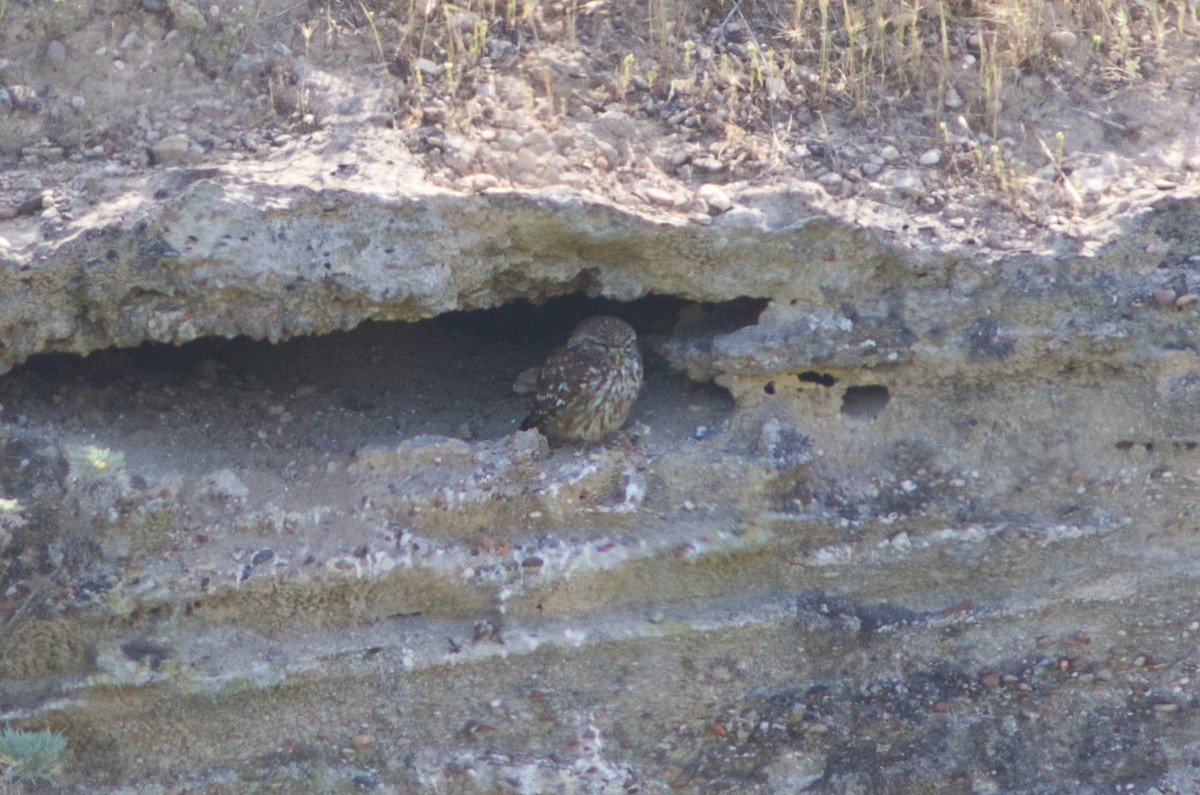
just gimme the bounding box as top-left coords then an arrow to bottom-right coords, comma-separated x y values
519,345 -> 595,431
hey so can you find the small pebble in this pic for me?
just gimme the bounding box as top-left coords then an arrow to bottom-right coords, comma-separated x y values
880,144 -> 900,162
350,772 -> 379,789
1153,288 -> 1177,305
697,184 -> 732,213
944,86 -> 962,109
918,149 -> 941,166
120,31 -> 139,49
232,52 -> 266,75
1176,293 -> 1198,308
70,95 -> 86,111
454,173 -> 499,193
817,171 -> 843,187
887,168 -> 926,197
153,133 -> 195,163
643,186 -> 678,206
1047,30 -> 1077,53
7,85 -> 42,113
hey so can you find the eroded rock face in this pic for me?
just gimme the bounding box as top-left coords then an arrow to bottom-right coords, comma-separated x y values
2,186 -> 1200,793
0,168 -> 931,369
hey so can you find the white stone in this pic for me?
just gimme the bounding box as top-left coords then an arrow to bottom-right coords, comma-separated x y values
918,149 -> 941,166
887,168 -> 926,197
697,184 -> 732,213
643,186 -> 678,207
152,133 -> 196,163
415,58 -> 441,77
454,173 -> 499,193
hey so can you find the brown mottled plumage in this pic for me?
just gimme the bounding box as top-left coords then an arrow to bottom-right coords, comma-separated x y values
520,316 -> 643,443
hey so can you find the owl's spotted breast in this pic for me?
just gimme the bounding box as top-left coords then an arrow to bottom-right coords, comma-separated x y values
519,316 -> 643,444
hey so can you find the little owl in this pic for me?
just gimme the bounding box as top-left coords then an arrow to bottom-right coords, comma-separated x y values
519,316 -> 643,443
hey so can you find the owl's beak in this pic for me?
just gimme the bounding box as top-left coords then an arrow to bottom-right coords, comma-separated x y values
609,349 -> 623,365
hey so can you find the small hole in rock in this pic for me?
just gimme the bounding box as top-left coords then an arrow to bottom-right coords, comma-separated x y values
798,371 -> 837,387
764,381 -> 776,395
841,385 -> 890,420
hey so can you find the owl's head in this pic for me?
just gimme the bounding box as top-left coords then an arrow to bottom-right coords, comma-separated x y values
567,316 -> 639,362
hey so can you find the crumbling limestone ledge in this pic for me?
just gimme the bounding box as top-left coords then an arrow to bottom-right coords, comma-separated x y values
4,180 -> 1200,793
0,173 -> 912,374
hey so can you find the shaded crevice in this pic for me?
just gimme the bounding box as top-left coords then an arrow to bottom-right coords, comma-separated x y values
0,293 -> 756,444
798,370 -> 838,387
841,385 -> 891,419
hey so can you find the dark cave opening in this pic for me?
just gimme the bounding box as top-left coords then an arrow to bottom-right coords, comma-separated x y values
0,293 -> 768,455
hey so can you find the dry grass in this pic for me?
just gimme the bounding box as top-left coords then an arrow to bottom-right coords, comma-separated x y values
276,0 -> 1197,205
323,0 -> 1194,118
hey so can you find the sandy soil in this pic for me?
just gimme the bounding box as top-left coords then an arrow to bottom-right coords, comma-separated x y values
1,0 -> 1199,259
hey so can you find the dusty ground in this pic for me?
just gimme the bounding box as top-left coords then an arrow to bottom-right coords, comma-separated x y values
1,0 -> 1199,257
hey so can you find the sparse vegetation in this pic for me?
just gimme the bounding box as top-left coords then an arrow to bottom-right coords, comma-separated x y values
0,726 -> 70,783
65,444 -> 129,489
319,0 -> 1195,175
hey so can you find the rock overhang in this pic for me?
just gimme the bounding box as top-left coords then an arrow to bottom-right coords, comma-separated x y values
0,173 -> 933,375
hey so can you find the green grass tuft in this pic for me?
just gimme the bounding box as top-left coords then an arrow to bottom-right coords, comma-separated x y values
0,726 -> 71,783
